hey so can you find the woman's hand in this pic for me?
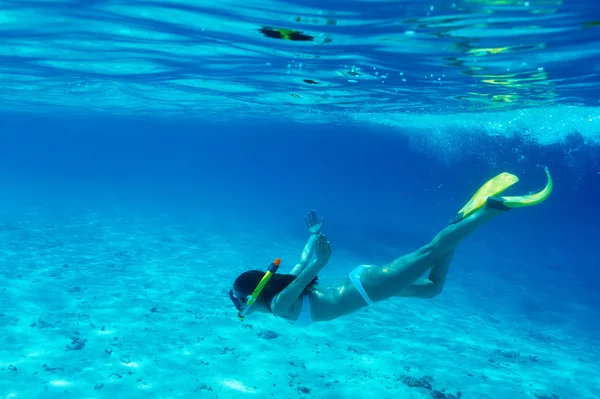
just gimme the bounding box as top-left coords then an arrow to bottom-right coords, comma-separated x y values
304,209 -> 323,235
314,233 -> 331,264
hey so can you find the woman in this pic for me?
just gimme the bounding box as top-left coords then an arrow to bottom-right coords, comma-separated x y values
229,168 -> 552,327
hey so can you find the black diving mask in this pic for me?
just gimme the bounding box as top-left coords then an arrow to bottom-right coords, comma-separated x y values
228,289 -> 245,311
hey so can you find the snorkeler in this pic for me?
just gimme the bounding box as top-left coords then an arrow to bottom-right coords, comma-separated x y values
229,168 -> 553,327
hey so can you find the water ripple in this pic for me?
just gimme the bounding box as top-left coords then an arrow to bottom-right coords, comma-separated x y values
0,0 -> 599,142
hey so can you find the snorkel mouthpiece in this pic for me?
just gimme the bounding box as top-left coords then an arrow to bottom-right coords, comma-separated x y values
237,258 -> 281,321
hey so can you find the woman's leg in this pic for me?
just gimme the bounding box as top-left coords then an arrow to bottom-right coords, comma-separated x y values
351,169 -> 552,304
361,207 -> 504,302
394,249 -> 455,298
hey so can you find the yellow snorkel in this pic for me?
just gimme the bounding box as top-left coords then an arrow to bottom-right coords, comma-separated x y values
237,258 -> 281,321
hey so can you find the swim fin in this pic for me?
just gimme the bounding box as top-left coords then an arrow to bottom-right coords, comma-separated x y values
486,167 -> 553,211
449,168 -> 552,225
449,172 -> 519,225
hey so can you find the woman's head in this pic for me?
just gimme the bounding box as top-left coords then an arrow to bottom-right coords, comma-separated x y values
229,270 -> 318,314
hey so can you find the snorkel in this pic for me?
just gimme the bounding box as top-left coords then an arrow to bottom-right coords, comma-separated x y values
236,258 -> 281,321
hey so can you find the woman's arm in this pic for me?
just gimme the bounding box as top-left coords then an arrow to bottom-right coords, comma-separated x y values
289,209 -> 324,276
271,234 -> 331,315
289,234 -> 317,276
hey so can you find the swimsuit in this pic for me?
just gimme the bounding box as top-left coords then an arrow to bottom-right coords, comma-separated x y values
271,294 -> 313,327
289,294 -> 313,327
273,264 -> 375,327
348,264 -> 375,306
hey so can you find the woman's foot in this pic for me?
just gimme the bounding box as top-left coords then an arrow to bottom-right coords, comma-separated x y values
486,167 -> 553,211
449,172 -> 519,224
449,168 -> 552,225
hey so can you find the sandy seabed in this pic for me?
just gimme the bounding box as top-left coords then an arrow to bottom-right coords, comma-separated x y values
0,207 -> 597,399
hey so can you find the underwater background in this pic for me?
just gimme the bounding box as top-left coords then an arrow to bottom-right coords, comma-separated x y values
1,0 -> 599,398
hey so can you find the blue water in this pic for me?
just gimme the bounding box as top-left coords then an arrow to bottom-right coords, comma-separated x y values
1,0 -> 600,398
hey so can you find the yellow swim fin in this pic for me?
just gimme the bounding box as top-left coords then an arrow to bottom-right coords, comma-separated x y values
449,172 -> 520,224
486,167 -> 553,210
